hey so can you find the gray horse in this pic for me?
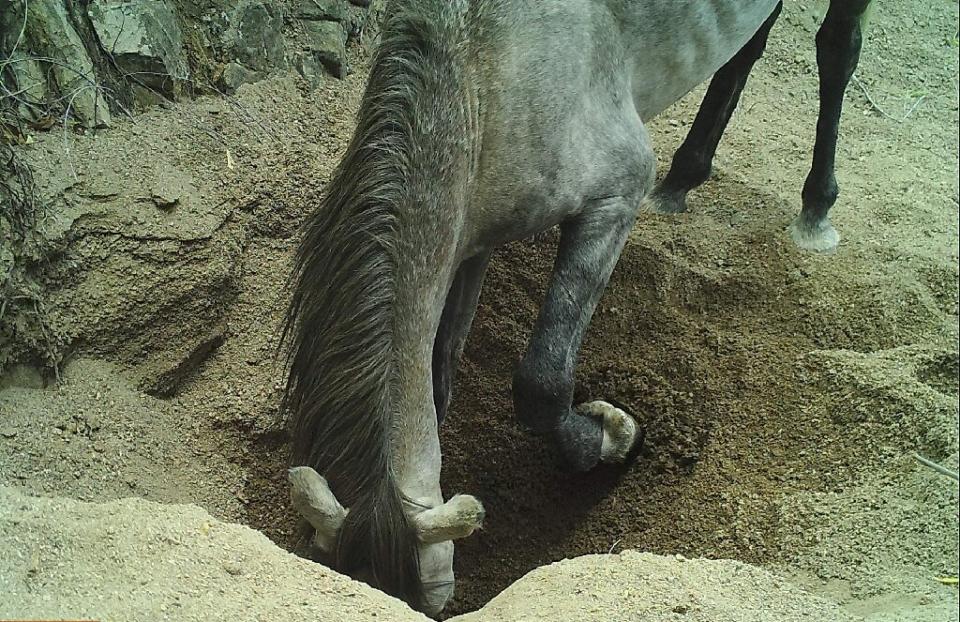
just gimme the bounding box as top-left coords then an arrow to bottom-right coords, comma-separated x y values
282,0 -> 872,614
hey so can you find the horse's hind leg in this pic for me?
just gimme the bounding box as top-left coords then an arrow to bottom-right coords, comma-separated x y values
647,2 -> 782,215
432,253 -> 490,424
790,0 -> 872,253
512,186 -> 650,471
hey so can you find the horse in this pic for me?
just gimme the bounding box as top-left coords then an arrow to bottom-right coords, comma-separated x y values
281,0 -> 873,614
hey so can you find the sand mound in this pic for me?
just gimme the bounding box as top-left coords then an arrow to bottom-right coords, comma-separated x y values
1,485 -> 862,622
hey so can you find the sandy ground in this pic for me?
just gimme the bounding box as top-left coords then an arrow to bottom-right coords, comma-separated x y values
0,485 -> 429,622
1,0 -> 958,620
0,484 -> 858,622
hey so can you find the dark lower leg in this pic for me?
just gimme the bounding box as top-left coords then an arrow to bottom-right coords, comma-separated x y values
432,253 -> 490,424
512,197 -> 638,471
650,2 -> 782,213
793,0 -> 871,249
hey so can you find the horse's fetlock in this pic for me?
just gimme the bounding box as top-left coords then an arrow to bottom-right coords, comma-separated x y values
512,360 -> 572,431
802,174 -> 839,212
672,150 -> 713,187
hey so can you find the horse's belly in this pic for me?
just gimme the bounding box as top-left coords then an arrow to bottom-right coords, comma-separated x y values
628,0 -> 781,121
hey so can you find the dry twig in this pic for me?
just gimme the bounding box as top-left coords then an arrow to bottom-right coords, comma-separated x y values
913,453 -> 959,482
852,74 -> 926,123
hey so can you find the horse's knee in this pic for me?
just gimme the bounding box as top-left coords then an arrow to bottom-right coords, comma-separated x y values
816,4 -> 865,78
826,0 -> 872,21
636,129 -> 657,195
605,121 -> 656,198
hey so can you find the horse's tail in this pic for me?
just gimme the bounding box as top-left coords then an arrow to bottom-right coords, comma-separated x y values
281,1 -> 468,610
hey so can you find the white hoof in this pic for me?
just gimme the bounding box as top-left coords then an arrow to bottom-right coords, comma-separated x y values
641,190 -> 687,215
288,466 -> 347,554
413,494 -> 485,544
576,401 -> 639,463
788,217 -> 839,253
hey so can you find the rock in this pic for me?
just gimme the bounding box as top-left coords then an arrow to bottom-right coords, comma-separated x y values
218,62 -> 260,94
293,0 -> 349,22
222,1 -> 286,74
292,0 -> 370,80
3,52 -> 48,121
148,165 -> 194,210
294,52 -> 326,87
87,0 -> 190,99
20,0 -> 111,127
303,20 -> 348,79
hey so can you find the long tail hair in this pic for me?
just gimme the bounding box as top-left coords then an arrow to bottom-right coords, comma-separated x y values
281,2 -> 466,610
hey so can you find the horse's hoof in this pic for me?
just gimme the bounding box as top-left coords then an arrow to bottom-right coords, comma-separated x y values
788,216 -> 840,253
643,188 -> 688,214
576,400 -> 639,463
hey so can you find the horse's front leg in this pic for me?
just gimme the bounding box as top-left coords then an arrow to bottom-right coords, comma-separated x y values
432,253 -> 491,424
512,196 -> 644,472
647,2 -> 782,215
790,0 -> 872,252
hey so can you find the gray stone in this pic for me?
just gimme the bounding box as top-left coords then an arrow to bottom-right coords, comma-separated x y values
218,62 -> 261,94
294,51 -> 326,87
340,4 -> 372,43
303,20 -> 348,79
4,52 -> 48,121
129,83 -> 168,109
222,1 -> 286,74
293,0 -> 349,22
149,166 -> 193,210
23,0 -> 111,127
87,0 -> 190,98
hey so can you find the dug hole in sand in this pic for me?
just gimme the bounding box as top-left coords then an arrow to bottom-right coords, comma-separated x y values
1,0 -> 958,620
